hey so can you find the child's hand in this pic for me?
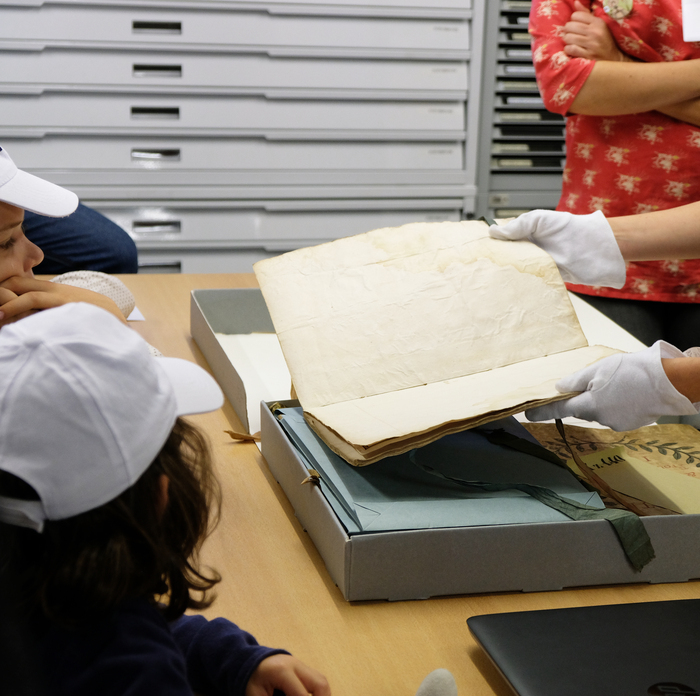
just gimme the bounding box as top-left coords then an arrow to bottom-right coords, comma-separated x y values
0,276 -> 127,326
246,654 -> 331,696
0,285 -> 32,326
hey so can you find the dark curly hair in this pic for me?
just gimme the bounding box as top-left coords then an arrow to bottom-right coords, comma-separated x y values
0,418 -> 221,627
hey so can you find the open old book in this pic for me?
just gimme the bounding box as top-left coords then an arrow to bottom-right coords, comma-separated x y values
254,220 -> 620,466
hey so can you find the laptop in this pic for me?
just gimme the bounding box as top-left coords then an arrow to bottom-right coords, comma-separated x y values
467,599 -> 700,696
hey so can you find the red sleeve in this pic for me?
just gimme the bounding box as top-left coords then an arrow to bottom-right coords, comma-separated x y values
529,0 -> 596,115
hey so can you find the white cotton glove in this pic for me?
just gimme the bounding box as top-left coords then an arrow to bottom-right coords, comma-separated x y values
526,341 -> 700,431
489,209 -> 626,289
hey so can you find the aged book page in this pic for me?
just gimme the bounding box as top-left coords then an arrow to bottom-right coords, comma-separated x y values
254,220 -> 619,465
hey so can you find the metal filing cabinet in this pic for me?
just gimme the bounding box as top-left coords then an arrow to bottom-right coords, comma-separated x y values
475,0 -> 563,219
0,0 -> 485,272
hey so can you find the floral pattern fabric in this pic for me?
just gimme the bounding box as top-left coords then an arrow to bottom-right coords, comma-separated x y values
530,0 -> 700,302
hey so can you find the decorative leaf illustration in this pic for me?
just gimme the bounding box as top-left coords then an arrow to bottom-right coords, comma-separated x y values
639,445 -> 653,452
674,452 -> 682,460
658,448 -> 667,455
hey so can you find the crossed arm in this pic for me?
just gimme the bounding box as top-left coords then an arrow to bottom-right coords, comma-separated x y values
556,1 -> 700,125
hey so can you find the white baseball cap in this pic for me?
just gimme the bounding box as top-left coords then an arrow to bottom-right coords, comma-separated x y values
0,303 -> 224,532
0,145 -> 78,217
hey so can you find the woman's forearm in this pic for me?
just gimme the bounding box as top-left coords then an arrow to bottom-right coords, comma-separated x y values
656,98 -> 700,128
609,201 -> 700,261
662,357 -> 700,403
570,59 -> 700,115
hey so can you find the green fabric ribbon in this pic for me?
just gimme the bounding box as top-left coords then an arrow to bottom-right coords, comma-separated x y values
409,439 -> 655,572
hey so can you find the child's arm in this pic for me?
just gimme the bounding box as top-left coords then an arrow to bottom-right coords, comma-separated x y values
0,276 -> 128,326
171,613 -> 331,696
246,654 -> 330,696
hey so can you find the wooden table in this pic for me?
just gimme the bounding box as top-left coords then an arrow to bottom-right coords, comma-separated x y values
120,273 -> 700,696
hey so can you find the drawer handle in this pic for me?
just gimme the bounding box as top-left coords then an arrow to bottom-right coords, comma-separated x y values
132,20 -> 182,34
131,107 -> 180,119
133,64 -> 182,78
137,261 -> 182,273
132,220 -> 181,234
131,148 -> 181,161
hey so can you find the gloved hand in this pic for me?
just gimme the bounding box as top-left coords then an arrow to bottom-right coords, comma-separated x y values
526,341 -> 700,431
489,209 -> 626,289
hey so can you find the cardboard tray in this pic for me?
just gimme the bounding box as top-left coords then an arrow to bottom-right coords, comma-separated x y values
261,399 -> 700,602
191,288 -> 276,433
191,287 -> 700,601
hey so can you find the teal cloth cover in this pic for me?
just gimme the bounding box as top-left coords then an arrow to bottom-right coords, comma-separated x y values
276,407 -> 604,534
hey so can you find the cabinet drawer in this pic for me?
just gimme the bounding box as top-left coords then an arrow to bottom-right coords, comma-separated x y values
0,94 -> 466,139
136,249 -> 278,274
39,177 -> 475,204
99,206 -> 462,244
0,49 -> 468,101
0,6 -> 470,59
2,0 -> 472,21
486,191 -> 561,217
3,137 -> 464,171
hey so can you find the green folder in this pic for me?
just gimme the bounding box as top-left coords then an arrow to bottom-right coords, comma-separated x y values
276,407 -> 604,534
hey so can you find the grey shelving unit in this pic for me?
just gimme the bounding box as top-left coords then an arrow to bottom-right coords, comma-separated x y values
0,0 -> 485,272
475,0 -> 563,218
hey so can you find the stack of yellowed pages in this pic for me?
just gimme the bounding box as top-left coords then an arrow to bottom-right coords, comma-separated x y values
254,220 -> 620,466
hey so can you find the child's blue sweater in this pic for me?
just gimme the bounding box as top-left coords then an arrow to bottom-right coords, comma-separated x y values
39,598 -> 287,695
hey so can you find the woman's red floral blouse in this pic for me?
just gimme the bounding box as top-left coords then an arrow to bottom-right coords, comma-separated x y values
531,0 -> 700,302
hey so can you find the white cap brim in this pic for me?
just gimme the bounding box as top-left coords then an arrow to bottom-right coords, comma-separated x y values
1,168 -> 79,217
0,147 -> 79,217
157,357 -> 224,416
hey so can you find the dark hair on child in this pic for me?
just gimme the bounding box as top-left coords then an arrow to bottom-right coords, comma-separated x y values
0,418 -> 222,627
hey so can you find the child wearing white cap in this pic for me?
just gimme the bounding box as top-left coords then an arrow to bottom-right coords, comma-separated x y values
0,146 -> 136,327
0,151 -> 458,696
0,302 -> 330,696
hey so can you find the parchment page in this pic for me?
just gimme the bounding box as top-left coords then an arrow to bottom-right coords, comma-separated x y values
255,220 -> 588,410
305,344 -> 618,462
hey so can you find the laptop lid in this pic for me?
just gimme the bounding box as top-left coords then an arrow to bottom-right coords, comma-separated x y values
468,599 -> 700,696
